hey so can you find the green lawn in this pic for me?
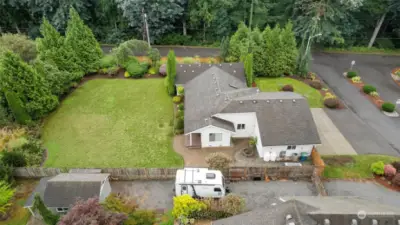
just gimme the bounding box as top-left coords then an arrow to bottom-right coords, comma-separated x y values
322,155 -> 400,179
42,79 -> 183,168
256,78 -> 324,108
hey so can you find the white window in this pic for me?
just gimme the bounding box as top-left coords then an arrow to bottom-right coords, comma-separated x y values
287,145 -> 296,150
56,207 -> 69,213
237,124 -> 245,130
209,133 -> 222,142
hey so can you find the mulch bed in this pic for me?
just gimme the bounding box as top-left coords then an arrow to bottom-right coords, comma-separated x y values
345,76 -> 385,109
373,175 -> 400,192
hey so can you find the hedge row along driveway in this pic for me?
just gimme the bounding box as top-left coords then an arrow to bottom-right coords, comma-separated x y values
42,79 -> 183,168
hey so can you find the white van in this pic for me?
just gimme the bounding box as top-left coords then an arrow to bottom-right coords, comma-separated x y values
174,168 -> 229,198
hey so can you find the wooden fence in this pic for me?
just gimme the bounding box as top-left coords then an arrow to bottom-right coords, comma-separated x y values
13,166 -> 315,181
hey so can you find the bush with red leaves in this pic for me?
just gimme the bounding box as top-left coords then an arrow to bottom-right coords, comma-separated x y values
384,164 -> 397,178
392,161 -> 400,171
58,197 -> 127,225
159,64 -> 167,76
282,84 -> 294,92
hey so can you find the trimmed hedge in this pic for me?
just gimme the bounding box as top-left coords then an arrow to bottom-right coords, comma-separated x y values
281,84 -> 294,92
324,98 -> 338,109
126,62 -> 148,78
5,91 -> 31,125
363,85 -> 376,94
381,102 -> 395,113
346,71 -> 358,78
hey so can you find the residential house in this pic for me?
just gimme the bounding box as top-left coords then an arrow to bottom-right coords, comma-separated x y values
24,173 -> 111,215
212,196 -> 400,225
177,63 -> 321,161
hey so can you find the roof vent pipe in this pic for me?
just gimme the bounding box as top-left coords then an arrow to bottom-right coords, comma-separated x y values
351,219 -> 357,225
230,63 -> 232,66
285,215 -> 292,221
256,89 -> 260,93
184,70 -> 186,72
293,99 -> 296,102
280,100 -> 283,103
233,70 -> 236,73
372,219 -> 378,225
266,100 -> 270,103
253,100 -> 257,104
192,70 -> 194,72
180,65 -> 183,67
324,219 -> 330,225
239,101 -> 243,104
189,64 -> 191,67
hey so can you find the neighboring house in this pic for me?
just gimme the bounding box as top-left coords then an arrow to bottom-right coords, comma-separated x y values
177,62 -> 320,161
212,196 -> 400,225
24,173 -> 111,215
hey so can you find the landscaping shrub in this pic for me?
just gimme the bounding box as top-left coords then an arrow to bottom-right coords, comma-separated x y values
393,173 -> 400,186
188,209 -> 232,220
0,181 -> 15,216
99,55 -> 117,68
381,102 -> 395,113
370,161 -> 385,175
176,110 -> 184,118
351,76 -> 362,83
147,48 -> 161,66
392,161 -> 400,171
159,64 -> 167,76
33,194 -> 60,225
172,96 -> 182,104
103,193 -> 137,215
128,210 -> 156,225
175,117 -> 184,130
172,195 -> 206,218
182,57 -> 195,64
346,71 -> 358,78
324,98 -> 338,109
0,104 -> 11,127
148,67 -> 158,75
363,85 -> 376,94
12,140 -> 45,166
124,71 -> 129,78
384,164 -> 396,178
177,86 -> 184,95
307,72 -> 317,80
309,80 -> 322,89
1,151 -> 27,167
0,163 -> 13,184
220,194 -> 245,215
281,84 -> 294,92
126,62 -> 147,78
205,152 -> 232,171
178,104 -> 184,111
370,91 -> 379,97
5,91 -> 31,125
106,66 -> 119,76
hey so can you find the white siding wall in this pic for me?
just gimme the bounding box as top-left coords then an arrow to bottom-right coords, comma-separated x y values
214,113 -> 257,138
99,178 -> 112,202
193,126 -> 232,148
261,145 -> 314,158
253,116 -> 263,156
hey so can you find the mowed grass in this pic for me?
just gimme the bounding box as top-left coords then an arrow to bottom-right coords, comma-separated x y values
256,78 -> 324,108
322,155 -> 400,179
42,79 -> 183,168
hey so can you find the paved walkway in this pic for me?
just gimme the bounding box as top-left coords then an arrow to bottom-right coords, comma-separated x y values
311,54 -> 400,156
311,108 -> 357,155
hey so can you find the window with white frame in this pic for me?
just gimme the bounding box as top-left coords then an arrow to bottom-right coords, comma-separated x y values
287,145 -> 296,150
209,133 -> 222,142
56,207 -> 69,213
237,124 -> 245,130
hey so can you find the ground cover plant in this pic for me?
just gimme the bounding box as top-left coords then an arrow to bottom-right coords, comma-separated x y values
322,155 -> 400,179
255,78 -> 323,108
42,79 -> 183,168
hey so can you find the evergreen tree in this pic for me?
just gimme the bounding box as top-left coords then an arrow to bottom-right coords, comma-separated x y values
244,54 -> 254,87
65,8 -> 103,74
228,22 -> 250,62
33,194 -> 60,225
37,18 -> 83,80
166,50 -> 177,96
280,21 -> 298,75
253,26 -> 271,76
4,91 -> 31,125
0,51 -> 58,119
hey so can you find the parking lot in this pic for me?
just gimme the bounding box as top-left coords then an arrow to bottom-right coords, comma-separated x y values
110,180 -> 317,210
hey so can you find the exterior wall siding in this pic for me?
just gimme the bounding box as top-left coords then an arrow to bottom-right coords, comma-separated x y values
253,116 -> 263,156
196,126 -> 232,148
262,145 -> 314,158
214,113 -> 257,138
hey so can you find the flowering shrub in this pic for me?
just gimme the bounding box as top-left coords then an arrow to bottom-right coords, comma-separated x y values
384,164 -> 396,177
370,161 -> 385,175
324,92 -> 336,100
370,91 -> 379,97
172,195 -> 206,218
177,86 -> 184,95
351,76 -> 362,83
124,71 -> 130,78
173,96 -> 182,104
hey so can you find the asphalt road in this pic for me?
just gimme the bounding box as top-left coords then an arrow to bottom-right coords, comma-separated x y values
311,52 -> 400,156
324,180 -> 400,208
110,180 -> 317,210
101,45 -> 220,57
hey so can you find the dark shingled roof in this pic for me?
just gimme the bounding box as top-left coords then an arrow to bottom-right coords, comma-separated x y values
176,63 -> 246,85
28,173 -> 110,208
213,196 -> 400,225
220,92 -> 321,146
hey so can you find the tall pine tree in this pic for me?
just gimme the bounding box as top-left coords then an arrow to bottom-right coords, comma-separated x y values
65,8 -> 103,74
37,18 -> 83,80
0,51 -> 58,119
244,53 -> 254,87
280,21 -> 298,75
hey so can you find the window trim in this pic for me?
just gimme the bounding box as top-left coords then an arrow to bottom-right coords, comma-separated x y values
56,207 -> 69,213
236,124 -> 245,130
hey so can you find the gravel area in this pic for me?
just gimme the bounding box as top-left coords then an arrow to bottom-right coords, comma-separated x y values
111,180 -> 317,210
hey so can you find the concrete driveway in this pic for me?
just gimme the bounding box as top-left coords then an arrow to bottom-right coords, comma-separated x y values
324,180 -> 400,208
110,180 -> 317,210
311,108 -> 357,155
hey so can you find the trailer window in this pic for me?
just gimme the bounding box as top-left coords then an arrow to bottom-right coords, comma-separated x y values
214,187 -> 222,192
182,186 -> 187,191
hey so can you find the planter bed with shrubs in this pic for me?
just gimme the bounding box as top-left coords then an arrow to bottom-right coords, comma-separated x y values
370,160 -> 400,192
344,70 -> 398,115
390,68 -> 400,85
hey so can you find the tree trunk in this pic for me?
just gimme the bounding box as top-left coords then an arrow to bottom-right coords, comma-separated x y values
368,12 -> 387,48
203,23 -> 206,42
14,22 -> 20,33
182,20 -> 187,36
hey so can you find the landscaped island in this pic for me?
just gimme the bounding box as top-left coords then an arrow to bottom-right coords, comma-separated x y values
42,79 -> 183,168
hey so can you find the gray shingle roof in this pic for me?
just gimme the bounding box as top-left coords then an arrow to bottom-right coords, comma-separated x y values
213,196 -> 400,225
219,93 -> 321,146
176,63 -> 246,85
184,66 -> 249,133
24,177 -> 52,208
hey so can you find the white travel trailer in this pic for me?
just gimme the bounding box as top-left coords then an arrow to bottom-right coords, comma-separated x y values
174,168 -> 229,198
